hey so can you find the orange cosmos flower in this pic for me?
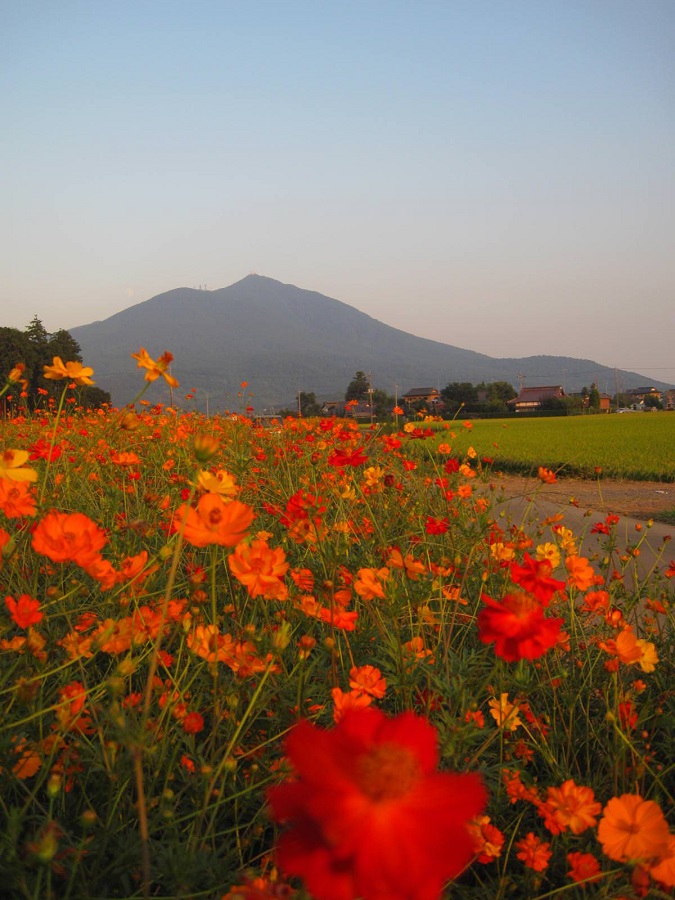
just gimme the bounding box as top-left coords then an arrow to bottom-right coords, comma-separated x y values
516,832 -> 552,872
0,478 -> 37,517
387,547 -> 426,579
567,851 -> 602,884
0,449 -> 38,483
478,591 -> 563,662
176,494 -> 254,548
331,686 -> 373,722
12,738 -> 42,779
55,681 -> 92,733
488,694 -> 522,731
5,594 -> 43,629
186,624 -> 236,665
502,768 -> 539,804
267,708 -> 486,900
403,635 -> 434,663
43,356 -> 95,386
602,627 -> 660,672
598,794 -> 670,863
348,664 -> 387,699
353,566 -> 389,601
130,348 -> 179,388
566,554 -> 597,591
32,511 -> 108,568
540,779 -> 602,835
468,815 -> 505,864
8,362 -> 27,385
649,834 -> 675,889
538,466 -> 557,484
228,538 -> 289,599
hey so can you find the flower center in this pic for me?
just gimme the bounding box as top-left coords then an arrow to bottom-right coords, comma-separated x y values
357,742 -> 421,802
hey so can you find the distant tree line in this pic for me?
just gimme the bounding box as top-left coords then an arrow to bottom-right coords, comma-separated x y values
439,381 -> 517,415
0,317 -> 111,410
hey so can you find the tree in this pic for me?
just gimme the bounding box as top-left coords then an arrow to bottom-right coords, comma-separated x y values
0,327 -> 34,383
588,383 -> 600,410
48,328 -> 82,363
440,382 -> 478,412
643,394 -> 662,410
486,381 -> 517,404
298,392 -> 322,417
372,388 -> 394,419
345,371 -> 370,403
79,385 -> 112,409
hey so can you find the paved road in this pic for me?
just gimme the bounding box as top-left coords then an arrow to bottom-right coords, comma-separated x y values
489,488 -> 674,585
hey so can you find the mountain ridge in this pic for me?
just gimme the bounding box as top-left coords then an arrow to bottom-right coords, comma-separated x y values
69,275 -> 672,411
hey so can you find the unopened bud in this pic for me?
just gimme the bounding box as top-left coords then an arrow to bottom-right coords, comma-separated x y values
193,432 -> 219,463
119,411 -> 141,431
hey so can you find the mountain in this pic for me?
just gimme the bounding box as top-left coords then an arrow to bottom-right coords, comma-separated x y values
70,275 -> 672,411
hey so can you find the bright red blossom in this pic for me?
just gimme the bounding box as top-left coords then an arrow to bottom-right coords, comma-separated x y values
267,708 -> 486,900
509,553 -> 566,605
477,591 -> 563,662
5,594 -> 43,629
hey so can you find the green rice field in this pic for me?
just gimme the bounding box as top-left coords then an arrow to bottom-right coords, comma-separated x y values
445,412 -> 675,481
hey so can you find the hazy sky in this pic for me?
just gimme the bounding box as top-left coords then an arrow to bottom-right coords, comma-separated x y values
2,1 -> 674,384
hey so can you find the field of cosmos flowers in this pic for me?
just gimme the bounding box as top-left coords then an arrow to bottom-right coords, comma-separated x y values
0,353 -> 673,900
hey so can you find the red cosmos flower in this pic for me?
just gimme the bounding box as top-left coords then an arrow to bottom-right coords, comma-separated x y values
509,553 -> 566,605
327,446 -> 368,467
28,438 -> 62,462
182,712 -> 204,734
477,591 -> 563,662
425,516 -> 449,535
5,594 -> 43,629
267,708 -> 486,900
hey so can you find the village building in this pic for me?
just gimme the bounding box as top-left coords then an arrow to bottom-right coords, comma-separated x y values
508,385 -> 565,413
401,387 -> 441,409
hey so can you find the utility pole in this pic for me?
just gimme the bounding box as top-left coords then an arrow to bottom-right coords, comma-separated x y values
297,390 -> 302,417
517,372 -> 525,393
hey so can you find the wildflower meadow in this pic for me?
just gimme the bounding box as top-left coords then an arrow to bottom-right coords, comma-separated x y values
0,353 -> 673,900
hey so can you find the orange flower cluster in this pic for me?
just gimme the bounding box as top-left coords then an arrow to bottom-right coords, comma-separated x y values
186,624 -> 274,678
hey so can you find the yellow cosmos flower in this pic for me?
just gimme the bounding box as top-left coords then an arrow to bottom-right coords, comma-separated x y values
131,348 -> 179,388
43,357 -> 95,386
488,693 -> 522,731
0,449 -> 38,483
363,466 -> 385,488
195,469 -> 239,497
536,542 -> 561,569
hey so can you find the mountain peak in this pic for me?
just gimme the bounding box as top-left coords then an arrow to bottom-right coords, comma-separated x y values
69,276 -> 671,409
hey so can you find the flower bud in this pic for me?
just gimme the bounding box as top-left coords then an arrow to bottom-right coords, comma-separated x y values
193,432 -> 219,463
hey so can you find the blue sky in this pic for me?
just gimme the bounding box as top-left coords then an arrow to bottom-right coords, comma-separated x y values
2,0 -> 674,385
